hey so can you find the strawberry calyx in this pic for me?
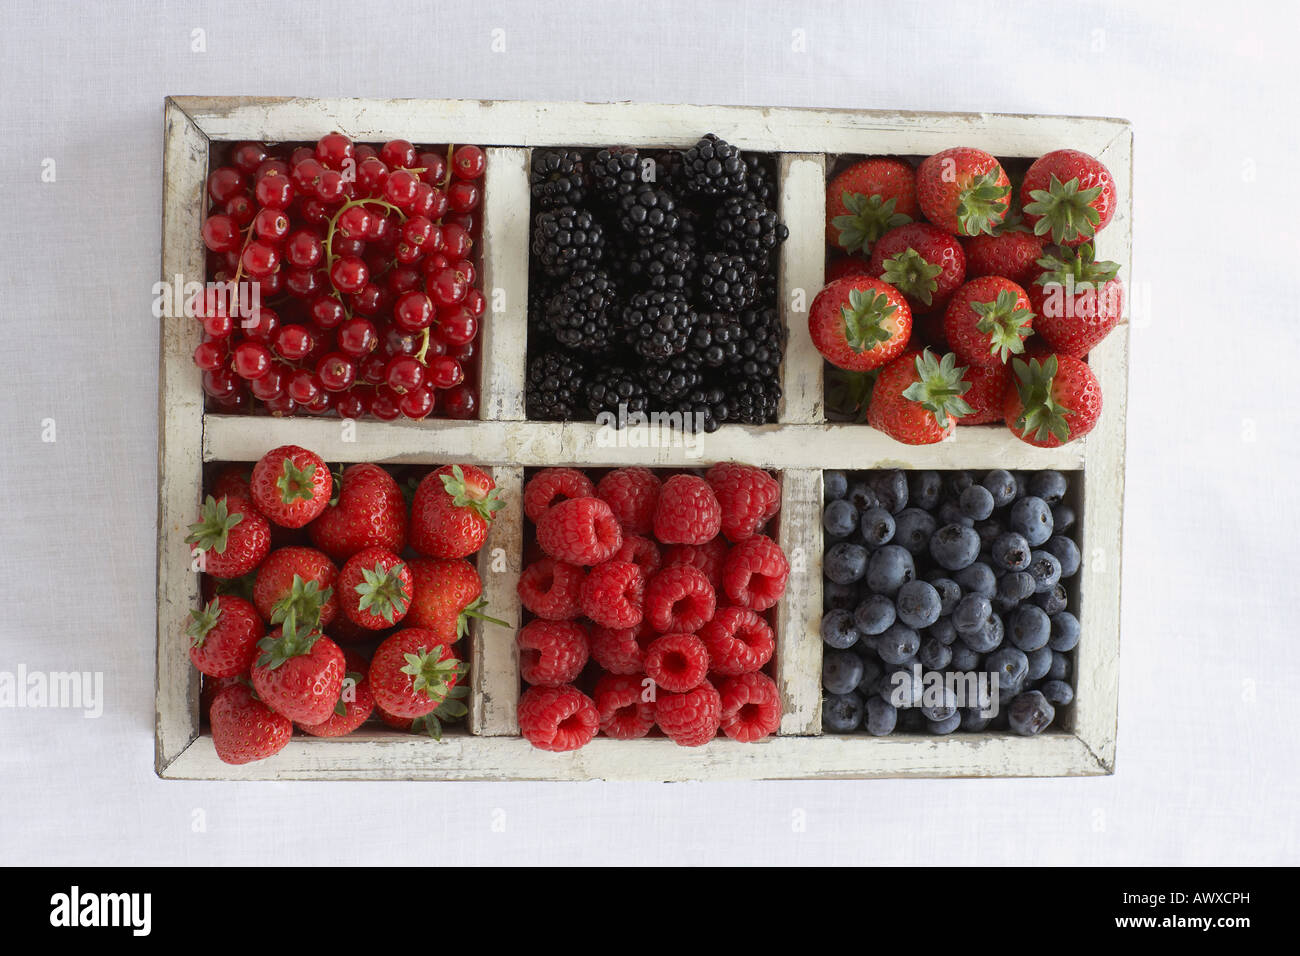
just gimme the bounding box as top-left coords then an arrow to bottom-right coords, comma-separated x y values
269,574 -> 333,633
276,457 -> 319,505
971,289 -> 1035,362
838,287 -> 900,352
1011,356 -> 1073,443
354,561 -> 411,624
185,495 -> 244,555
1034,242 -> 1120,288
880,248 -> 944,306
832,191 -> 912,254
400,647 -> 464,704
955,169 -> 1012,236
1023,173 -> 1104,244
187,599 -> 223,648
408,683 -> 470,741
455,596 -> 509,640
438,465 -> 505,522
901,349 -> 975,428
256,612 -> 322,670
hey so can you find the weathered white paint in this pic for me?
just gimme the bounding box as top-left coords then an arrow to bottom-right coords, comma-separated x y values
470,467 -> 523,735
778,154 -> 827,424
478,147 -> 530,422
775,468 -> 824,734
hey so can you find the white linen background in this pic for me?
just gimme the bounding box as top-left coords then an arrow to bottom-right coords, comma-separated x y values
1,0 -> 1295,866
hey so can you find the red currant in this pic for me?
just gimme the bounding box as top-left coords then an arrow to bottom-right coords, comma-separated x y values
284,230 -> 324,269
315,169 -> 346,203
254,171 -> 294,210
207,167 -> 247,204
212,386 -> 250,413
357,157 -> 389,196
310,295 -> 347,330
425,356 -> 464,389
274,324 -> 316,361
441,224 -> 472,259
360,352 -> 390,384
337,205 -> 373,240
387,266 -> 423,296
254,159 -> 291,182
223,194 -> 256,227
450,259 -> 476,287
287,369 -> 323,404
463,287 -> 486,317
284,268 -> 322,299
302,389 -> 333,414
381,139 -> 417,169
437,305 -> 477,345
253,207 -> 291,243
263,392 -> 297,416
202,312 -> 234,339
444,212 -> 476,235
354,144 -> 378,162
441,383 -> 477,419
335,390 -> 368,419
232,340 -> 273,380
299,198 -> 331,225
369,386 -> 402,421
416,152 -> 448,186
448,181 -> 480,214
350,283 -> 390,317
336,316 -> 378,357
380,323 -> 420,358
426,266 -> 467,307
202,367 -> 240,401
316,352 -> 357,392
255,270 -> 283,299
399,385 -> 435,420
232,142 -> 270,175
241,306 -> 279,342
241,240 -> 280,278
384,356 -> 425,393
393,291 -> 435,332
330,256 -> 368,294
201,213 -> 241,253
291,157 -> 325,192
316,132 -> 354,171
193,340 -> 226,371
452,145 -> 486,180
384,169 -> 419,210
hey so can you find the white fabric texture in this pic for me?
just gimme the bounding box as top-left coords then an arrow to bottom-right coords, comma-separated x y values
0,0 -> 1296,866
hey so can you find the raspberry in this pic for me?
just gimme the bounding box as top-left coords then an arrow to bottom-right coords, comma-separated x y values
516,557 -> 586,620
613,533 -> 662,577
655,679 -> 721,746
596,467 -> 661,534
524,467 -> 596,524
705,462 -> 781,542
517,619 -> 589,686
536,497 -> 623,565
662,537 -> 729,593
518,684 -> 599,751
579,560 -> 645,629
718,671 -> 781,742
699,606 -> 775,676
722,535 -> 789,611
643,632 -> 711,693
644,564 -> 716,633
590,621 -> 655,675
653,474 -> 722,545
593,672 -> 656,739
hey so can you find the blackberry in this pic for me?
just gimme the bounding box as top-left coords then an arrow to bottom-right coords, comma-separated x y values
680,385 -> 730,433
741,155 -> 778,206
540,269 -> 622,353
617,185 -> 680,243
697,253 -> 759,312
587,365 -> 648,424
610,236 -> 697,293
643,353 -> 704,404
624,289 -> 698,360
688,308 -> 784,379
532,204 -> 604,278
526,350 -> 589,421
530,148 -> 587,209
725,377 -> 781,425
591,147 -> 641,202
678,134 -> 747,197
713,196 -> 789,269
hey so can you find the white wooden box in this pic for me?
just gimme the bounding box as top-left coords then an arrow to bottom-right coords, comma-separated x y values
157,97 -> 1130,780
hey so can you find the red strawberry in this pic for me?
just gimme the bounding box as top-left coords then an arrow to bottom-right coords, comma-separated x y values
187,595 -> 264,678
826,255 -> 873,282
963,229 -> 1047,286
186,494 -> 270,579
407,558 -> 498,639
210,682 -> 293,765
826,157 -> 918,254
1029,243 -> 1124,357
943,276 -> 1036,367
211,464 -> 252,501
410,464 -> 503,558
916,147 -> 1012,237
253,547 -> 339,630
250,624 -> 346,725
867,349 -> 974,445
338,547 -> 413,630
308,463 -> 407,563
808,277 -> 912,372
1021,149 -> 1117,246
250,444 -> 332,528
297,650 -> 374,738
368,628 -> 464,720
868,222 -> 966,313
958,364 -> 1009,426
1004,354 -> 1102,447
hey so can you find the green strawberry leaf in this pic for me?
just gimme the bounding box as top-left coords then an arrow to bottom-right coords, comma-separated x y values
1011,356 -> 1073,442
956,169 -> 1012,236
276,457 -> 318,505
970,289 -> 1035,363
832,190 -> 912,255
354,561 -> 411,624
185,496 -> 243,555
187,599 -> 222,648
1024,173 -> 1104,245
901,349 -> 975,429
880,248 -> 944,306
838,287 -> 899,352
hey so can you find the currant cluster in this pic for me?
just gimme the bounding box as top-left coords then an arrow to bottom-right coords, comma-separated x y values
524,135 -> 789,431
193,132 -> 486,420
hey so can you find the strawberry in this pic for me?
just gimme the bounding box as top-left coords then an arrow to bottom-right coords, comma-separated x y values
1004,354 -> 1102,447
957,364 -> 1009,426
210,682 -> 293,765
826,157 -> 917,255
808,277 -> 912,372
867,349 -> 974,445
406,557 -> 503,639
308,463 -> 407,563
867,222 -> 966,313
187,595 -> 264,678
916,147 -> 1012,237
943,276 -> 1036,367
1021,149 -> 1116,246
1029,243 -> 1123,357
250,444 -> 333,528
963,229 -> 1046,286
186,494 -> 270,579
297,650 -> 374,738
368,628 -> 465,723
410,464 -> 503,558
211,464 -> 252,501
250,622 -> 347,725
338,547 -> 413,630
253,546 -> 339,630
826,255 -> 873,282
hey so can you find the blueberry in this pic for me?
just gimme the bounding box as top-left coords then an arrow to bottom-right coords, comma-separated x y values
1027,550 -> 1062,593
1047,650 -> 1070,682
876,622 -> 921,664
866,544 -> 915,595
908,470 -> 942,511
992,531 -> 1032,572
927,712 -> 962,735
975,518 -> 1005,550
959,484 -> 995,521
945,471 -> 975,498
982,469 -> 1018,507
962,612 -> 1004,653
824,470 -> 848,501
896,580 -> 942,629
883,665 -> 923,707
985,647 -> 1029,693
821,608 -> 861,649
955,561 -> 997,599
1048,611 -> 1080,652
853,594 -> 897,635
928,616 -> 958,645
1007,690 -> 1055,736
1009,604 -> 1051,652
824,580 -> 857,611
1040,679 -> 1074,707
864,695 -> 898,735
1026,645 -> 1053,681
823,649 -> 865,695
949,643 -> 981,670
868,470 -> 908,514
960,707 -> 992,732
823,692 -> 865,732
859,507 -> 896,547
825,542 -> 869,584
1051,503 -> 1076,533
1029,470 -> 1068,505
928,576 -> 962,615
997,570 -> 1035,603
898,706 -> 927,733
918,636 -> 952,670
921,685 -> 959,722
893,508 -> 937,555
845,481 -> 879,513
1009,496 -> 1053,546
822,499 -> 858,538
1034,582 -> 1069,615
937,500 -> 975,528
952,593 -> 992,635
992,594 -> 1019,615
929,523 -> 981,571
1042,535 -> 1081,578
1013,472 -> 1029,498
854,655 -> 883,693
